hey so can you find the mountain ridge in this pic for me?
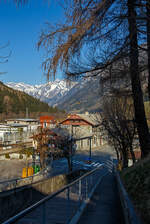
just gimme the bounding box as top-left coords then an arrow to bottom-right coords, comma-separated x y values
0,81 -> 60,117
6,78 -> 101,113
6,79 -> 77,107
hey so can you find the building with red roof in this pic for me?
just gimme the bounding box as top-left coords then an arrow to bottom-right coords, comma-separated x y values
59,113 -> 106,150
40,116 -> 56,129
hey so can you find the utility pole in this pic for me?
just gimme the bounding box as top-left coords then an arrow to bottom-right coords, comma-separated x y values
26,107 -> 29,118
89,137 -> 92,162
70,125 -> 74,171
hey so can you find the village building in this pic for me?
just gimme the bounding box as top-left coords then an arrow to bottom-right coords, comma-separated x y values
0,123 -> 35,147
0,118 -> 40,147
39,116 -> 56,129
5,118 -> 39,130
59,112 -> 106,150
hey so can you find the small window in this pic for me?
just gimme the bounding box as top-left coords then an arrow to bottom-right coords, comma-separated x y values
94,136 -> 97,144
87,139 -> 90,146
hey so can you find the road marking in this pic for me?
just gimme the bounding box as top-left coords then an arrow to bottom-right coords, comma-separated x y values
72,160 -> 102,168
93,162 -> 99,167
73,161 -> 80,164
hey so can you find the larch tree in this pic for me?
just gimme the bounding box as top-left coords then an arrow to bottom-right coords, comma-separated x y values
37,0 -> 150,158
6,0 -> 150,157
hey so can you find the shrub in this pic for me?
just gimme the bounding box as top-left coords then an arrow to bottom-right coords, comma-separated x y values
19,154 -> 23,159
5,153 -> 10,159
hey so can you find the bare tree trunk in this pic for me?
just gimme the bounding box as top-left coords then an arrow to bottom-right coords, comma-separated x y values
128,0 -> 150,158
147,1 -> 150,100
115,147 -> 120,161
122,149 -> 128,168
40,152 -> 44,169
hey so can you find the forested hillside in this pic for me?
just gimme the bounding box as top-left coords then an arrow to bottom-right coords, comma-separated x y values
0,81 -> 59,116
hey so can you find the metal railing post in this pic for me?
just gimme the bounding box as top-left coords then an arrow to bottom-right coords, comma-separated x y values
85,178 -> 88,200
3,166 -> 104,224
15,180 -> 17,189
90,173 -> 92,190
42,201 -> 46,224
78,179 -> 81,204
67,187 -> 70,201
67,187 -> 70,222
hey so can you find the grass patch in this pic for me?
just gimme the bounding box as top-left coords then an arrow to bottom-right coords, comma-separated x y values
120,156 -> 150,224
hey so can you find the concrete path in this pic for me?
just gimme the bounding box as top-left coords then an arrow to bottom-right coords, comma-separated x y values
78,173 -> 124,224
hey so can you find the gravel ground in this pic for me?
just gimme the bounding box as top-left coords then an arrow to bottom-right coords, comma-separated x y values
0,159 -> 31,181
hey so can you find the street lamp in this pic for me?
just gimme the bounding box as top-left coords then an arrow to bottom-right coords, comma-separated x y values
89,137 -> 92,163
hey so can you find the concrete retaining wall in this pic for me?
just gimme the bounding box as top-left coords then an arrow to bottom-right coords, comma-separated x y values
0,172 -> 44,192
0,170 -> 82,223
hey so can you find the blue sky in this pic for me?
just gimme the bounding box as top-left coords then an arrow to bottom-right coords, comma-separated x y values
0,0 -> 64,85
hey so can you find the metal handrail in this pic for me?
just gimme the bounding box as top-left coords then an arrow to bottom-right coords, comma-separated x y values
3,165 -> 104,224
2,164 -> 103,224
114,167 -> 141,224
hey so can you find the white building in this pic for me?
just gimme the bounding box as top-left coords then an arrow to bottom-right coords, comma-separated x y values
6,118 -> 39,131
0,119 -> 39,145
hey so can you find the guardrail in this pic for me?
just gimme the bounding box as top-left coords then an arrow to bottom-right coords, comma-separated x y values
114,167 -> 141,224
3,165 -> 107,224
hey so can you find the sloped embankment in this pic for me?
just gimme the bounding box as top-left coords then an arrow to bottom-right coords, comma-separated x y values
120,156 -> 150,224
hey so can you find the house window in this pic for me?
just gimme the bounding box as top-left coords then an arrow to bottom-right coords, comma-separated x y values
94,136 -> 97,145
87,139 -> 90,146
87,139 -> 89,146
100,137 -> 102,145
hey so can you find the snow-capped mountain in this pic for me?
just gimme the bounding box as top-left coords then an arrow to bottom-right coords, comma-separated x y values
6,77 -> 101,113
6,79 -> 78,107
57,77 -> 101,113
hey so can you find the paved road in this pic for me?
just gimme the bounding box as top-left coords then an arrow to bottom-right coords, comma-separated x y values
78,173 -> 124,224
0,144 -> 116,182
75,144 -> 116,164
52,145 -> 124,224
72,146 -> 124,224
46,144 -> 116,179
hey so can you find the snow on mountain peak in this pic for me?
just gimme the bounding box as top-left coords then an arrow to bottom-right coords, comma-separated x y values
6,79 -> 78,106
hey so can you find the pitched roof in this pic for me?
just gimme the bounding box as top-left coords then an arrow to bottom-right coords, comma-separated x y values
77,113 -> 101,126
60,113 -> 101,126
